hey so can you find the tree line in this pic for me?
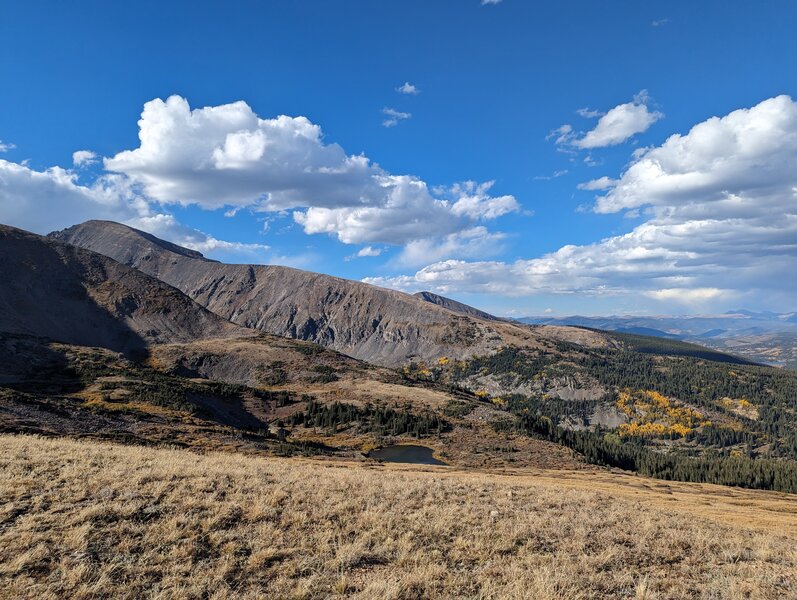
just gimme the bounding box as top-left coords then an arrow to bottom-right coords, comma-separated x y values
289,398 -> 446,437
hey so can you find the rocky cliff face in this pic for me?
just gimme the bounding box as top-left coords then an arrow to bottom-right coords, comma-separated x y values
51,221 -> 537,365
1,224 -> 242,356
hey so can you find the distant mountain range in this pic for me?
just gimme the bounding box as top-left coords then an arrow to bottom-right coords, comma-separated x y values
517,312 -> 797,368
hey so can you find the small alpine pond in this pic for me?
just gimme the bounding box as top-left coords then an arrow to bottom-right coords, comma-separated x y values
367,444 -> 447,465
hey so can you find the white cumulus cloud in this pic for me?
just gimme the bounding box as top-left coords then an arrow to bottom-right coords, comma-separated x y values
396,82 -> 419,95
594,94 -> 797,214
0,159 -> 145,235
552,91 -> 663,151
105,96 -> 378,211
127,214 -> 270,257
72,150 -> 98,167
101,95 -> 517,250
3,95 -> 519,266
575,91 -> 663,149
0,158 -> 270,261
447,180 -> 519,220
367,96 -> 797,310
357,246 -> 382,257
396,227 -> 507,268
293,178 -> 517,245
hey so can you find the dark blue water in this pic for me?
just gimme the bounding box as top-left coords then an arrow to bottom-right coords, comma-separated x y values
368,444 -> 447,465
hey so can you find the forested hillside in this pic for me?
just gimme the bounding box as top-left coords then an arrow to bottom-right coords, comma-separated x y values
401,335 -> 797,492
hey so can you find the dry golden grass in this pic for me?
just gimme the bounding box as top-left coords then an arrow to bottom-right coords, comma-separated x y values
1,434 -> 795,600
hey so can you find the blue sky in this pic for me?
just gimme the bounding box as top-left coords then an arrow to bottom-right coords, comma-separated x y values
2,0 -> 797,316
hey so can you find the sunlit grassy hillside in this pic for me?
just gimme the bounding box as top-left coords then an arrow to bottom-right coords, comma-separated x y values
1,434 -> 796,599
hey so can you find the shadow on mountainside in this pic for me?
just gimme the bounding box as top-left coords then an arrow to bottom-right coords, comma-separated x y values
0,232 -> 151,360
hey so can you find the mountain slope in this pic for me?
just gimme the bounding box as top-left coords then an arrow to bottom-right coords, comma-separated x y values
51,221 -> 550,366
0,224 -> 242,356
413,291 -> 503,321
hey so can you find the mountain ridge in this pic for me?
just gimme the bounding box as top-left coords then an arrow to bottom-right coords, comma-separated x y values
413,290 -> 504,322
51,220 -> 571,366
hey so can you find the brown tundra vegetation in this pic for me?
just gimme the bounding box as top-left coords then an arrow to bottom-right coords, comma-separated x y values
1,434 -> 796,599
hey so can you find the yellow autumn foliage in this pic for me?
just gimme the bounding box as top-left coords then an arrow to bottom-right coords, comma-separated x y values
618,422 -> 669,437
616,389 -> 710,439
